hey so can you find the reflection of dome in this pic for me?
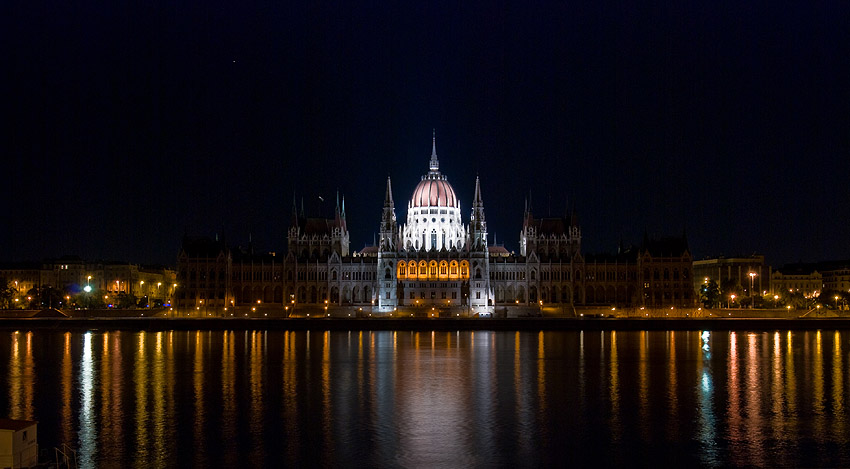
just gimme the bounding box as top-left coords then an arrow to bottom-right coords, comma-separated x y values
411,176 -> 458,208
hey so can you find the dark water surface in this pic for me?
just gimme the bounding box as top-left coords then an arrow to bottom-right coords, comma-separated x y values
2,329 -> 849,467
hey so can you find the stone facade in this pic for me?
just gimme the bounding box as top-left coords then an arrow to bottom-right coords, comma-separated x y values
175,136 -> 695,316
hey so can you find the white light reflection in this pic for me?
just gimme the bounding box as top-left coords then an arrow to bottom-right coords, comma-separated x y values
78,332 -> 96,467
697,330 -> 717,464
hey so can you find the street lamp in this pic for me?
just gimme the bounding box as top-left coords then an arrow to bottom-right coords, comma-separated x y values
83,284 -> 92,311
748,272 -> 757,308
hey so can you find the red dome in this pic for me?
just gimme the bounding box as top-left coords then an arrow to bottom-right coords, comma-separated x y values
411,177 -> 458,208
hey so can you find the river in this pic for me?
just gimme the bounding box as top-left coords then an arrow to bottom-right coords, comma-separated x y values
1,329 -> 848,467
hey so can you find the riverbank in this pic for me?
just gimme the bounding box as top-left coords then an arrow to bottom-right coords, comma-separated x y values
1,316 -> 850,331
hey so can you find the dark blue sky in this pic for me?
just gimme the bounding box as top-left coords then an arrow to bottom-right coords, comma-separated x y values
5,1 -> 850,266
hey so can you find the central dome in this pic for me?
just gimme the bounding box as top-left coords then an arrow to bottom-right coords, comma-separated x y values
401,132 -> 466,252
411,175 -> 458,208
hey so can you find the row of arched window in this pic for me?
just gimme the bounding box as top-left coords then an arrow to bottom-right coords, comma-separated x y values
396,260 -> 470,280
645,268 -> 690,281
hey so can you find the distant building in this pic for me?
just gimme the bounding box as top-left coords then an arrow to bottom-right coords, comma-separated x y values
819,260 -> 850,294
637,235 -> 695,307
175,135 -> 694,316
693,255 -> 767,296
770,264 -> 822,297
0,258 -> 176,307
770,260 -> 850,297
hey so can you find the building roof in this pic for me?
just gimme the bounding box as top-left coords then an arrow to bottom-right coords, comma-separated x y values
585,250 -> 638,263
357,245 -> 379,255
775,263 -> 819,275
0,418 -> 37,431
0,261 -> 42,270
777,260 -> 850,275
180,236 -> 228,258
488,245 -> 511,256
641,234 -> 690,258
302,216 -> 348,237
410,176 -> 458,208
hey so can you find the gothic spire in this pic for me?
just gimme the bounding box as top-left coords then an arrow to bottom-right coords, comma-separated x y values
473,175 -> 483,207
291,191 -> 299,228
470,175 -> 487,248
429,129 -> 439,172
384,176 -> 394,207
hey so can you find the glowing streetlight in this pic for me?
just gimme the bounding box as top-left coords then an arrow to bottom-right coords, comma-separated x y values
748,272 -> 757,308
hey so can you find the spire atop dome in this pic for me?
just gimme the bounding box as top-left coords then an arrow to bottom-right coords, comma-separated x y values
429,129 -> 439,172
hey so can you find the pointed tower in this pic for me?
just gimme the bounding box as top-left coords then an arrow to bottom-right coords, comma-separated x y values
429,129 -> 439,172
377,176 -> 399,311
520,193 -> 536,256
379,176 -> 398,251
328,190 -> 350,256
340,195 -> 348,232
470,175 -> 487,250
288,191 -> 301,255
467,175 -> 493,316
290,191 -> 299,230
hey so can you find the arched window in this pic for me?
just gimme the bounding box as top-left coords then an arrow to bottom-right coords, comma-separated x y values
332,270 -> 338,280
385,268 -> 391,279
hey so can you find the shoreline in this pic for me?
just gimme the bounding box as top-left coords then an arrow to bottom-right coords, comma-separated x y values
1,317 -> 849,331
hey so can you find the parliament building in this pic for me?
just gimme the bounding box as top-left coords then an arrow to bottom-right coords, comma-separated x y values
175,136 -> 694,317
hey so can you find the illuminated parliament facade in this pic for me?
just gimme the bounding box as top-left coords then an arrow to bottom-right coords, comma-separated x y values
176,137 -> 694,317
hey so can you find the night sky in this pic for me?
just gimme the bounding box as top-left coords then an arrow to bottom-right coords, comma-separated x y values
5,1 -> 850,267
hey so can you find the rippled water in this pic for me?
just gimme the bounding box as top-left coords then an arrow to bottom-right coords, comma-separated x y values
2,329 -> 849,467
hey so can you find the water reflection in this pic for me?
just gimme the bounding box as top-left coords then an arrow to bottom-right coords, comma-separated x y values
193,331 -> 206,467
61,332 -> 72,445
697,331 -> 717,464
78,332 -> 95,467
133,331 -> 149,464
7,332 -> 34,421
0,329 -> 849,467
